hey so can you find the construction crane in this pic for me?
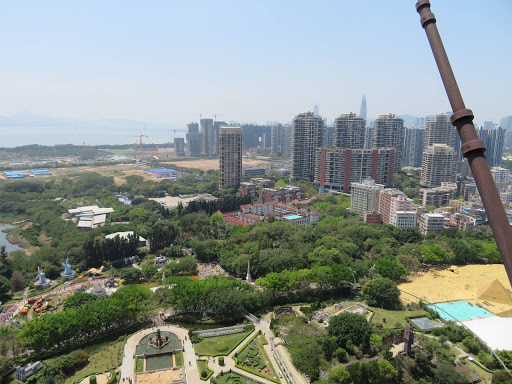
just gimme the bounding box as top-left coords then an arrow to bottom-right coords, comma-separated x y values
127,134 -> 148,157
128,135 -> 139,155
212,113 -> 223,122
138,134 -> 148,155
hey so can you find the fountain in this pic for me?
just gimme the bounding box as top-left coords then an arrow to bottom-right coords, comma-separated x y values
148,328 -> 170,349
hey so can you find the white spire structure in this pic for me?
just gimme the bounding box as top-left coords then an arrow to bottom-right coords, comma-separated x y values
246,261 -> 252,284
359,94 -> 367,121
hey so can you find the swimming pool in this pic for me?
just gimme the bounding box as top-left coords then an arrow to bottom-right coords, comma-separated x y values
428,300 -> 495,322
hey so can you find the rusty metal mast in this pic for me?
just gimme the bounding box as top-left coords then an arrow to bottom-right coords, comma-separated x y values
416,0 -> 512,286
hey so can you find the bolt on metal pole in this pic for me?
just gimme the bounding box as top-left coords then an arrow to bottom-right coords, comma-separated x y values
416,0 -> 512,287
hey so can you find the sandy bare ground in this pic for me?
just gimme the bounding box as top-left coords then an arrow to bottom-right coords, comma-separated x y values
160,159 -> 267,171
398,264 -> 512,316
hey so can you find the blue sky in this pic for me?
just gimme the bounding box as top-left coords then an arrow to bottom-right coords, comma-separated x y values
0,1 -> 510,130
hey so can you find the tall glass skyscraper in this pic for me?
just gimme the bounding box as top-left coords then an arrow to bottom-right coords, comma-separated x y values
359,94 -> 367,121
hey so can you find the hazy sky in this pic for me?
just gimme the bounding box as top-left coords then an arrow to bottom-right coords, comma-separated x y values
0,1 -> 511,128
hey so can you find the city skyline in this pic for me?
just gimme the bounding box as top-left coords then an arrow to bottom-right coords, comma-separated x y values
0,1 -> 511,144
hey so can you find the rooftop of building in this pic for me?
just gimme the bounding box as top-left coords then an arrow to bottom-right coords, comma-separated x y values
105,231 -> 146,242
422,213 -> 445,218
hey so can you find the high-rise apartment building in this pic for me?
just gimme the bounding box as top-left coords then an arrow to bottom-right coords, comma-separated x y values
291,112 -> 324,180
421,144 -> 456,187
314,105 -> 320,116
500,116 -> 512,130
424,114 -> 455,149
372,114 -> 404,172
174,137 -> 185,156
314,147 -> 394,193
271,123 -> 283,154
186,122 -> 202,156
360,95 -> 367,121
187,122 -> 199,134
364,126 -> 373,149
350,178 -> 384,216
200,118 -> 215,156
323,126 -> 334,147
213,121 -> 227,155
334,113 -> 366,149
477,125 -> 505,167
219,126 -> 242,190
378,189 -> 414,226
403,127 -> 425,167
281,124 -> 292,157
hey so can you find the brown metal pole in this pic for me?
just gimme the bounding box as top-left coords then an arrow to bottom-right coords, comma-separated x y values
416,0 -> 512,287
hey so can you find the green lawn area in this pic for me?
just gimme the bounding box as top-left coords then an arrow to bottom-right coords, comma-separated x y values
197,359 -> 214,381
62,335 -> 127,384
135,356 -> 144,373
368,306 -> 428,329
234,333 -> 279,383
175,351 -> 184,367
194,329 -> 253,356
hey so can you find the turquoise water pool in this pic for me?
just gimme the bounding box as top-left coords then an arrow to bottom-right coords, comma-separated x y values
428,300 -> 495,322
283,214 -> 303,220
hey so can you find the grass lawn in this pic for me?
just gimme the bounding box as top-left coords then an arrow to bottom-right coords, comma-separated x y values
465,360 -> 493,384
135,356 -> 144,373
197,359 -> 214,381
175,351 -> 184,367
63,334 -> 127,384
194,329 -> 253,356
368,306 -> 428,329
234,333 -> 279,383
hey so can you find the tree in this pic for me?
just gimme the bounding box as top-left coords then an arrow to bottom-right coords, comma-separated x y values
328,312 -> 373,349
119,267 -> 143,282
141,264 -> 158,279
63,292 -> 98,309
362,278 -> 401,309
328,365 -> 352,384
375,257 -> 409,281
492,370 -> 512,383
10,271 -> 25,291
0,276 -> 10,300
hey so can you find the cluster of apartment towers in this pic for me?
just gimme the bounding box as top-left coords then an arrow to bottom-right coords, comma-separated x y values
291,110 -> 505,192
179,99 -> 505,201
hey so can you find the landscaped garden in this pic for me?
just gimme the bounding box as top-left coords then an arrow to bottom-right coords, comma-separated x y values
213,370 -> 265,384
194,328 -> 254,356
197,359 -> 214,381
233,332 -> 279,383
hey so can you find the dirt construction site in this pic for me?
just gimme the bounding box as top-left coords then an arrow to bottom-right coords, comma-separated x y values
48,159 -> 267,185
398,264 -> 512,317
